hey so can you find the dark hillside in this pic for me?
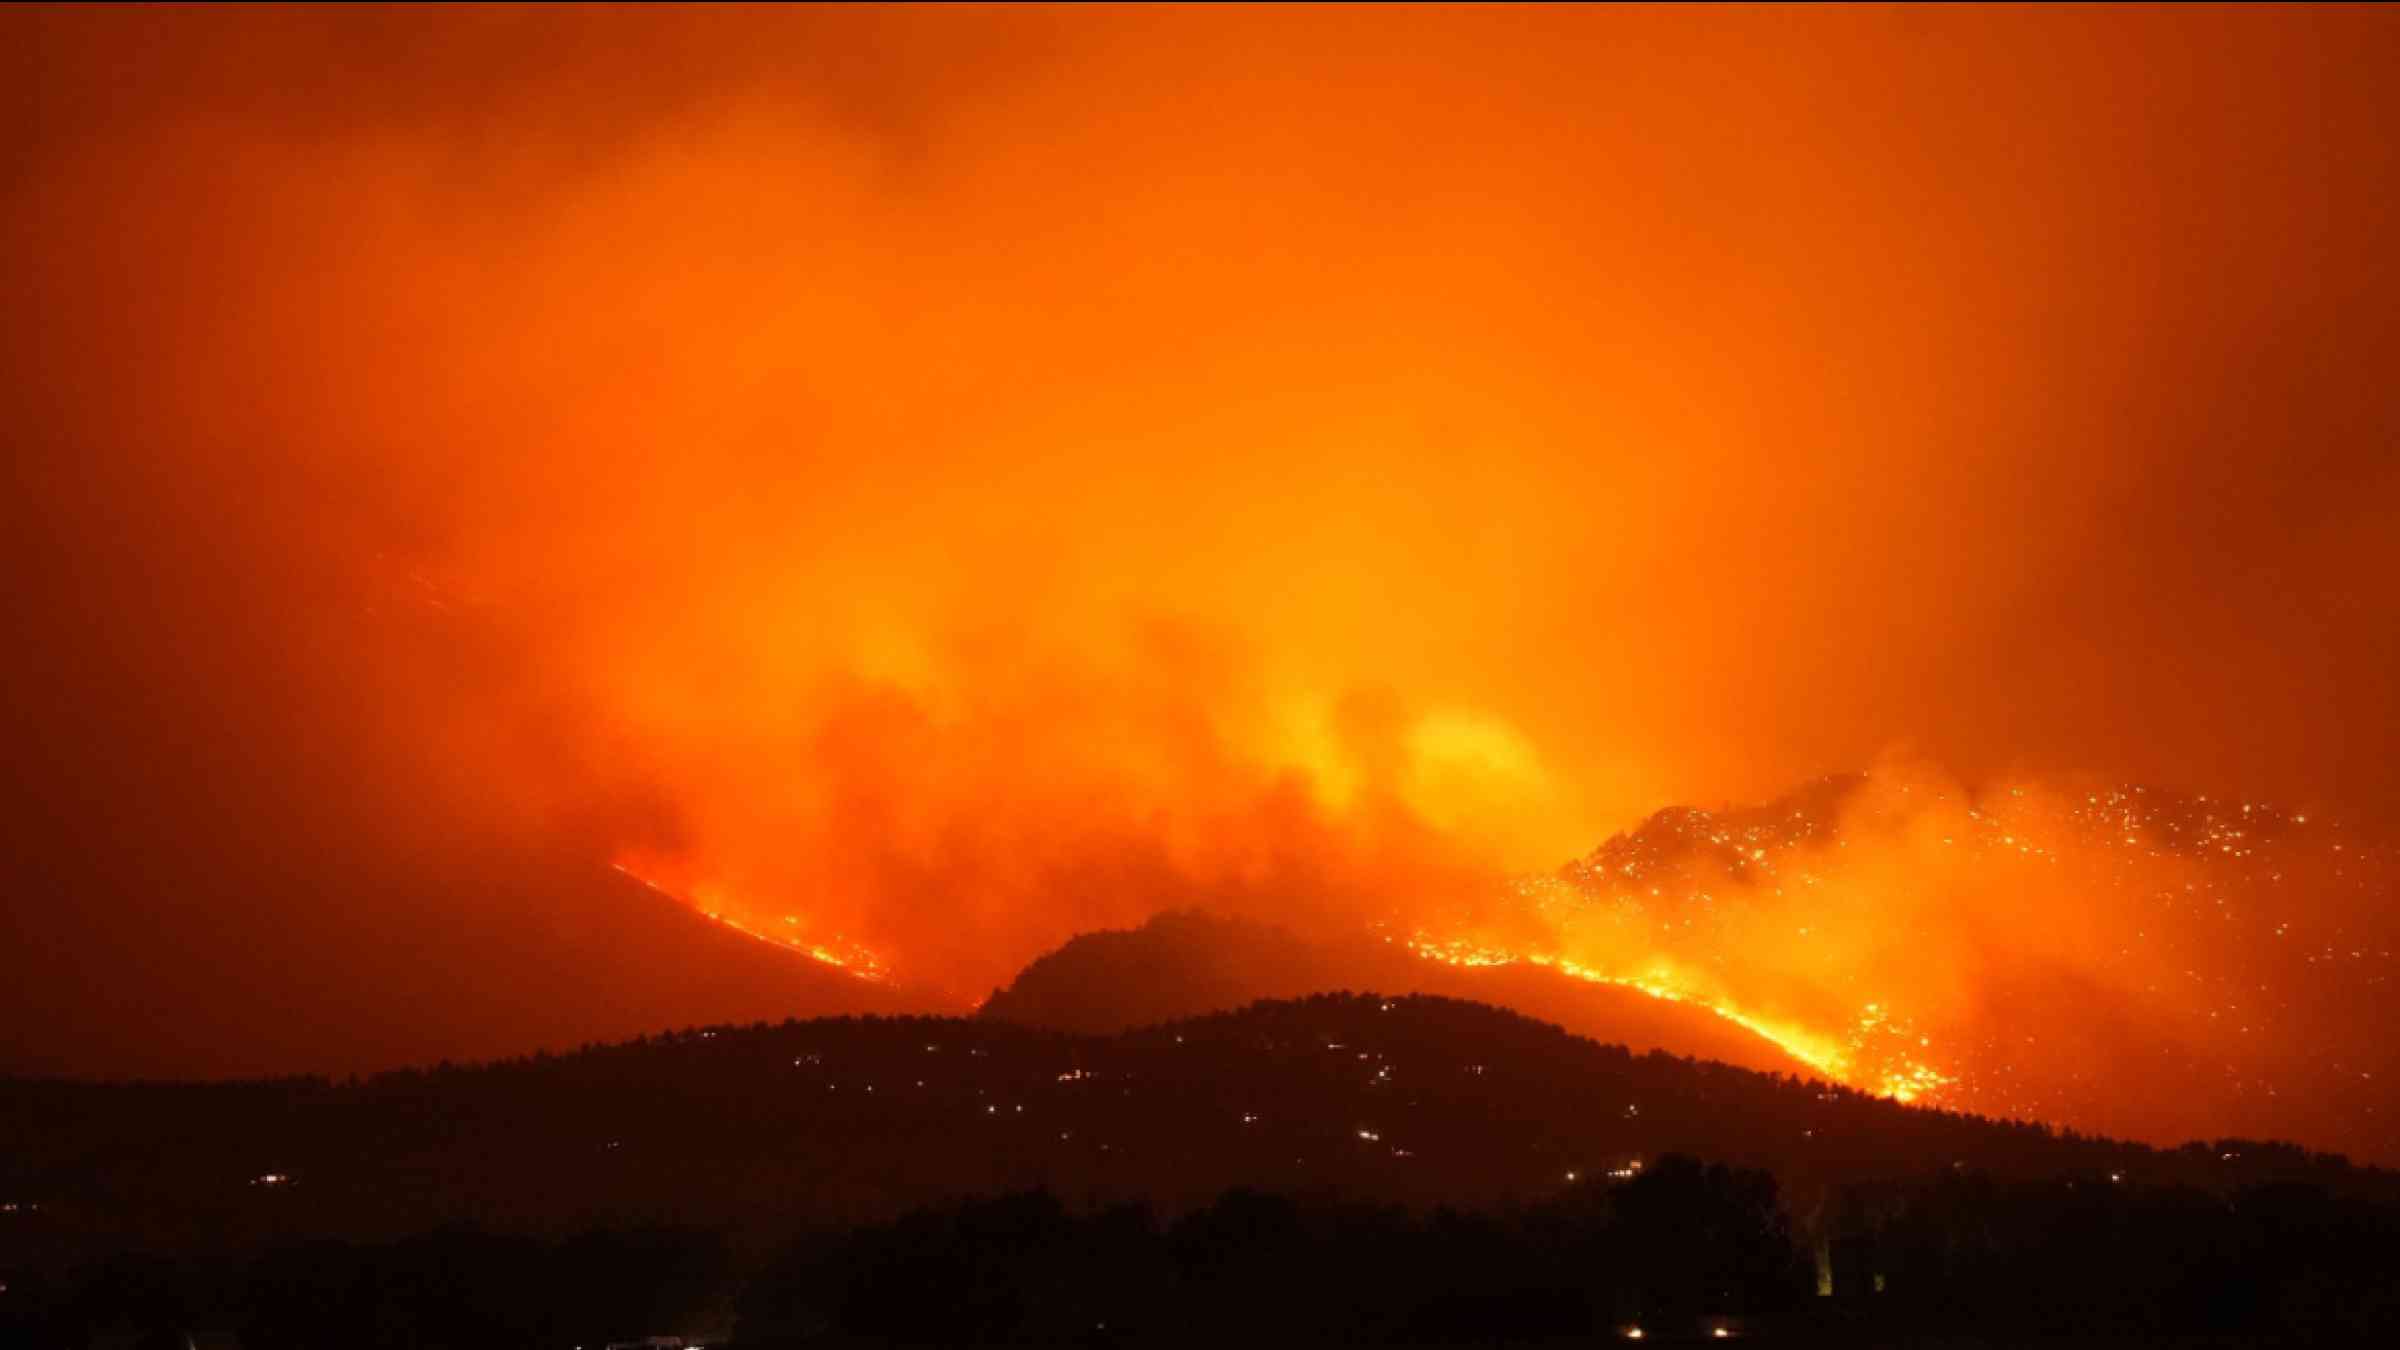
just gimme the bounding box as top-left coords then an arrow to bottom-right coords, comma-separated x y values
2,994 -> 2379,1279
982,910 -> 1809,1076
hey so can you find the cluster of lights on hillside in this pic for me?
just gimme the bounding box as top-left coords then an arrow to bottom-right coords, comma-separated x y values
610,773 -> 2396,1147
1520,776 -> 2397,1136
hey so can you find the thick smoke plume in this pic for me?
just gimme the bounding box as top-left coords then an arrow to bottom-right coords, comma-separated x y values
4,8 -> 2396,1155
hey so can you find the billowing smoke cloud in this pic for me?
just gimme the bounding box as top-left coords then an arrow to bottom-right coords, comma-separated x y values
3,7 -> 2396,1153
1482,759 -> 2400,1159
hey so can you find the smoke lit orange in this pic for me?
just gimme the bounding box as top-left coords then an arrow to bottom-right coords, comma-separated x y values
4,5 -> 2398,1165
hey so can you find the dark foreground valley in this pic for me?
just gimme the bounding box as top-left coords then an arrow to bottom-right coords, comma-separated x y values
6,995 -> 2397,1347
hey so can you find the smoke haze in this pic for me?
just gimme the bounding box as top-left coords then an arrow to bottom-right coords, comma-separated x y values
3,7 -> 2396,1152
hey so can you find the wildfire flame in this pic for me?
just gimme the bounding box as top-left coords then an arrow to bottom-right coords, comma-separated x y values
1395,930 -> 1957,1105
600,750 -> 2400,1164
610,853 -> 1955,1103
610,860 -> 891,984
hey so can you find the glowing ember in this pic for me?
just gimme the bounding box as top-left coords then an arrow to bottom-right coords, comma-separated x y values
1396,930 -> 1956,1106
610,860 -> 891,984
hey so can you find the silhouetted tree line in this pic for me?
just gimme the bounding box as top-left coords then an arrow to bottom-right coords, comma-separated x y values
7,995 -> 2384,1279
738,1155 -> 1806,1345
1821,1171 -> 2400,1341
11,1164 -> 2400,1346
0,1157 -> 1802,1348
0,1225 -> 726,1350
7,996 -> 2397,1346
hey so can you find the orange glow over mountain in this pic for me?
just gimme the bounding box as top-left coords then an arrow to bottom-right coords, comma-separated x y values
4,7 -> 2398,1161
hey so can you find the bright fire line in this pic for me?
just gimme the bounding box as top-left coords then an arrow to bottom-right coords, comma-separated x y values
1398,932 -> 1957,1106
609,862 -> 892,984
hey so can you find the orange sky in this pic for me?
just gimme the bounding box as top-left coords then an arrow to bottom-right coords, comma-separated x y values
3,6 -> 2397,1150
